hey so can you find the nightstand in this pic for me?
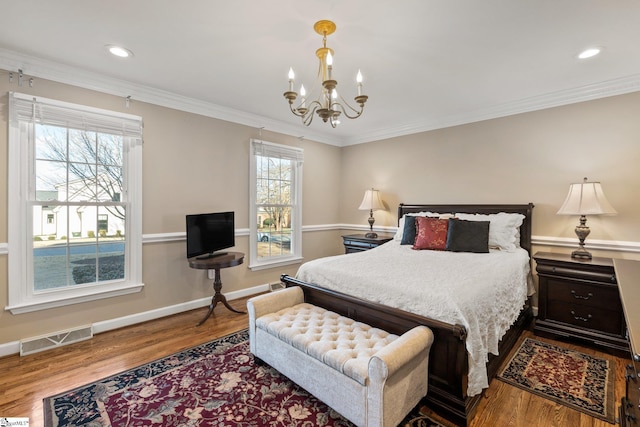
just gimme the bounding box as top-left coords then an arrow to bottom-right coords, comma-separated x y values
342,233 -> 394,254
533,251 -> 628,357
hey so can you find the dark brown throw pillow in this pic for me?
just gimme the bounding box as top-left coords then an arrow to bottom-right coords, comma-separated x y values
445,218 -> 490,253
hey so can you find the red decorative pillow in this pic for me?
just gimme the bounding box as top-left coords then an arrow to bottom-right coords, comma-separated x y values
413,217 -> 449,250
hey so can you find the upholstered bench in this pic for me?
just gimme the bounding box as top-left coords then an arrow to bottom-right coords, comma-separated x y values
247,286 -> 434,427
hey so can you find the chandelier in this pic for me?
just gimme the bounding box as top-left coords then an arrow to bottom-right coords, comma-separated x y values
283,20 -> 368,128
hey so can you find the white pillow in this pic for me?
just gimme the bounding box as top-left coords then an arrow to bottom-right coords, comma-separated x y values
454,212 -> 525,252
393,211 -> 452,241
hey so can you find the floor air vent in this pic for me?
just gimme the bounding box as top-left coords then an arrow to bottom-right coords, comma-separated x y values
20,325 -> 93,356
269,281 -> 286,292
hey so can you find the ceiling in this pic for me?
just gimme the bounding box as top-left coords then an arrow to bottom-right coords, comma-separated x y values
1,1 -> 639,146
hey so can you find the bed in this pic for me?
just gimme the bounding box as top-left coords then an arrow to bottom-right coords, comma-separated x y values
280,203 -> 534,427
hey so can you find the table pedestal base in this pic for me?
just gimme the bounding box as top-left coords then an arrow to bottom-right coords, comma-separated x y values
197,266 -> 246,326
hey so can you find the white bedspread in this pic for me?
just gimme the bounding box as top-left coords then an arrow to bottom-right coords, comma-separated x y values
296,241 -> 533,396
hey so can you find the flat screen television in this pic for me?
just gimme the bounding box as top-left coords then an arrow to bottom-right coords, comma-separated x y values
186,211 -> 235,259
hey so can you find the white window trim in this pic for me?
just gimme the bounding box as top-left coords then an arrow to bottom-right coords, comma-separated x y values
6,92 -> 144,314
249,139 -> 303,270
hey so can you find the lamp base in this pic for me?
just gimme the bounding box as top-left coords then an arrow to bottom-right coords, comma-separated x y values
571,247 -> 592,260
365,232 -> 378,238
571,216 -> 592,260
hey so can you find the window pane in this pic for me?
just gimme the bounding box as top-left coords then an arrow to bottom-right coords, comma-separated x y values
98,133 -> 123,166
68,129 -> 96,163
97,206 -> 125,282
35,124 -> 67,161
35,159 -> 66,200
70,241 -> 98,285
33,205 -> 69,290
68,162 -> 98,201
97,165 -> 123,202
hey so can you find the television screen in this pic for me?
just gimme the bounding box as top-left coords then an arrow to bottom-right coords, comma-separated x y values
186,211 -> 235,259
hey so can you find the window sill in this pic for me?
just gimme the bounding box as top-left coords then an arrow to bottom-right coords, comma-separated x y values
248,256 -> 304,272
5,282 -> 144,314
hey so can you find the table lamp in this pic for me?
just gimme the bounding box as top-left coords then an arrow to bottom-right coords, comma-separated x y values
358,188 -> 385,238
557,177 -> 616,259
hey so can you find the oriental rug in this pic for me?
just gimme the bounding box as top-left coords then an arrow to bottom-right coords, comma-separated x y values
44,329 -> 443,427
497,337 -> 615,423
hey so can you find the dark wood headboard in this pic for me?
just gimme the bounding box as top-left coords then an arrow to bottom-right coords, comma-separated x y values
397,203 -> 534,255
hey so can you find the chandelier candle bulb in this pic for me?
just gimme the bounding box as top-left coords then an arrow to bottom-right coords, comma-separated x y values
288,67 -> 295,92
327,51 -> 333,80
357,70 -> 363,96
300,85 -> 306,108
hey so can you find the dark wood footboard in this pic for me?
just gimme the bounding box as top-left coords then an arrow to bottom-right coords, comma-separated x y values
280,274 -> 533,426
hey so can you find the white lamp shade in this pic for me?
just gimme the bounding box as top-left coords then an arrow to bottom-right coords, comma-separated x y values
358,189 -> 384,211
557,180 -> 617,215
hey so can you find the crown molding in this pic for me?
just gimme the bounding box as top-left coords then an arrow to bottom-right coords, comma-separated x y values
0,48 -> 341,147
2,48 -> 639,148
341,73 -> 640,146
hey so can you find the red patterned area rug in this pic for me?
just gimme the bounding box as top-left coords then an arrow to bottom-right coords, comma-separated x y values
43,329 -> 443,426
497,337 -> 615,423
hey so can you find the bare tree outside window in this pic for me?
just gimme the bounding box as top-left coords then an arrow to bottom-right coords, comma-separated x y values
35,125 -> 124,219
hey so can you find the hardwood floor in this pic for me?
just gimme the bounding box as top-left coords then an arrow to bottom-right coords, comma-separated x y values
0,296 -> 629,427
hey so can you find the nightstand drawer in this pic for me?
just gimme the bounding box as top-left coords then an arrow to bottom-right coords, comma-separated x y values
341,233 -> 394,254
343,239 -> 378,250
536,264 -> 617,284
546,278 -> 621,309
547,300 -> 623,335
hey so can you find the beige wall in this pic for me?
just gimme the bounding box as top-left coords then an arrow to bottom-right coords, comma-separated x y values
342,92 -> 640,258
1,71 -> 639,346
0,73 -> 343,343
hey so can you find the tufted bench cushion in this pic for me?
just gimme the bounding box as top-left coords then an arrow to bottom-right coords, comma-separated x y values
256,302 -> 399,385
248,286 -> 434,427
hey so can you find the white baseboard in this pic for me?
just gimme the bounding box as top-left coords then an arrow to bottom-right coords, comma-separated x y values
92,283 -> 268,334
0,283 -> 270,358
0,341 -> 20,357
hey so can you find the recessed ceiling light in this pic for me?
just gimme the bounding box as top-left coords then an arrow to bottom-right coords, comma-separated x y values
106,45 -> 134,58
578,47 -> 602,59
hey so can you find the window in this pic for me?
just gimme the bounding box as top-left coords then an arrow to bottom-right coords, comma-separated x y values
249,139 -> 303,270
7,92 -> 143,314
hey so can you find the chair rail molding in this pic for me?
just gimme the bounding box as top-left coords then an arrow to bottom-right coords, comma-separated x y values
2,230 -> 639,253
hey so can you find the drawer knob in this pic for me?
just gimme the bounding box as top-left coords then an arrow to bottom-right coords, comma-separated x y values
570,290 -> 593,300
570,310 -> 592,322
